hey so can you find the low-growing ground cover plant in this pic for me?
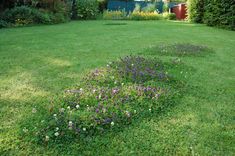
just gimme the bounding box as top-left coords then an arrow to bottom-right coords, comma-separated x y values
146,43 -> 212,56
20,55 -> 182,144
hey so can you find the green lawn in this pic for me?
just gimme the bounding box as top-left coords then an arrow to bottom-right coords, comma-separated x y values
0,20 -> 234,155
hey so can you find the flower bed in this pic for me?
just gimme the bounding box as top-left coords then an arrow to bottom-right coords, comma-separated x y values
20,55 -> 179,144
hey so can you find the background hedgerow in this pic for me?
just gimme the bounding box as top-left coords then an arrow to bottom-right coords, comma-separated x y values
187,0 -> 235,30
19,55 -> 182,144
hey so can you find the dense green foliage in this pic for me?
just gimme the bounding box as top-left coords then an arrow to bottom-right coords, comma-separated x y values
76,0 -> 99,20
0,1 -> 71,28
162,12 -> 176,20
0,19 -> 8,28
187,0 -> 205,23
0,20 -> 234,155
1,6 -> 51,26
203,0 -> 235,30
187,0 -> 235,30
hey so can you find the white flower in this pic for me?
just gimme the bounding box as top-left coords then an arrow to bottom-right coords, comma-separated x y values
149,108 -> 152,112
76,105 -> 80,109
131,64 -> 134,66
69,121 -> 73,127
107,64 -> 110,67
32,108 -> 37,113
121,83 -> 124,86
92,89 -> 96,93
54,132 -> 59,137
67,106 -> 71,110
23,127 -> 28,133
68,126 -> 73,130
80,88 -> 83,91
114,81 -> 117,84
134,110 -> 137,114
111,122 -> 115,126
59,108 -> 65,113
45,136 -> 50,141
83,128 -> 86,131
55,127 -> 59,131
98,94 -> 102,99
53,114 -> 57,117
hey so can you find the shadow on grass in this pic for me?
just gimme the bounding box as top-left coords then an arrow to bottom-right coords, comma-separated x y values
104,22 -> 128,26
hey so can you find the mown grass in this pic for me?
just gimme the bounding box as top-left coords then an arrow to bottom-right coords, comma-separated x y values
0,20 -> 235,155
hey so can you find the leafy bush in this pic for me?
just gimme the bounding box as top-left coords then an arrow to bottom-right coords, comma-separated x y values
133,3 -> 141,13
1,5 -> 72,27
203,0 -> 235,30
187,0 -> 235,30
2,6 -> 36,25
103,10 -> 127,20
163,12 -> 176,20
76,0 -> 99,19
129,11 -> 162,20
98,0 -> 108,13
163,2 -> 170,12
0,19 -> 9,28
142,3 -> 157,13
20,55 -> 179,144
186,0 -> 205,23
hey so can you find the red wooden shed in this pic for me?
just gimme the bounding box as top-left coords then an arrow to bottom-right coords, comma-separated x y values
171,3 -> 187,20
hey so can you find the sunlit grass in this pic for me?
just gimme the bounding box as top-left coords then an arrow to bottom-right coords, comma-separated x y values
0,20 -> 234,155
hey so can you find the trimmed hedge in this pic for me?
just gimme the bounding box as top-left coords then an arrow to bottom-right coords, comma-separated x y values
204,0 -> 235,30
187,0 -> 205,23
187,0 -> 235,30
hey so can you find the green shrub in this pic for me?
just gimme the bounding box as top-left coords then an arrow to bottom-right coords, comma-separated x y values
2,6 -> 35,25
2,6 -> 52,26
103,10 -> 127,20
0,19 -> 9,28
187,0 -> 205,23
203,0 -> 235,30
133,4 -> 141,13
50,12 -> 68,24
98,0 -> 108,13
142,3 -> 157,13
187,0 -> 235,30
163,12 -> 176,20
163,2 -> 170,12
76,0 -> 99,20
